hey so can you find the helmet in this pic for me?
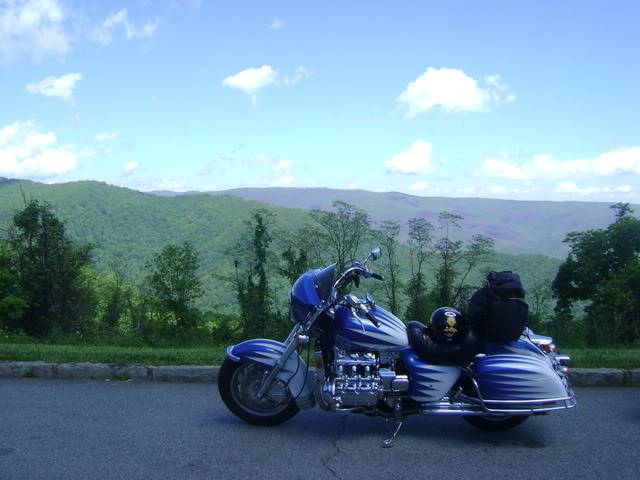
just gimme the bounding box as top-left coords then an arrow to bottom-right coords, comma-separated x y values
428,307 -> 467,344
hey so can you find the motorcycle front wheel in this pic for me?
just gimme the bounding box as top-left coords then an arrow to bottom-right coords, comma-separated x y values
462,415 -> 528,432
218,358 -> 299,426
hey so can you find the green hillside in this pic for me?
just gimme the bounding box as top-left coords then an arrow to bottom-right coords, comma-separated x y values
0,179 -> 310,312
0,179 -> 561,313
198,187 -> 636,258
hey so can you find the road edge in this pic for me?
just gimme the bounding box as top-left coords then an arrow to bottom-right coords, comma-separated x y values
0,361 -> 639,387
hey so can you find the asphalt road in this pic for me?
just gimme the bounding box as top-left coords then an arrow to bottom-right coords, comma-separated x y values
1,379 -> 639,480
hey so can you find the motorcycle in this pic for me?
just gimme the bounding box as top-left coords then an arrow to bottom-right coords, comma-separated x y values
218,248 -> 576,447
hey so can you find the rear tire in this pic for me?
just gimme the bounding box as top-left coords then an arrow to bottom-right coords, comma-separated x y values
462,415 -> 528,432
218,358 -> 299,426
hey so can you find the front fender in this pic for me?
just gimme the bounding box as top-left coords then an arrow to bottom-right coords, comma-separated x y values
226,338 -> 314,408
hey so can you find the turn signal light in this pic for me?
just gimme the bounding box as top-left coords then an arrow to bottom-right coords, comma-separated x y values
540,343 -> 557,353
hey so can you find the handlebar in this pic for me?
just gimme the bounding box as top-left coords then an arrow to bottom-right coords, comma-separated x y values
369,271 -> 384,281
333,265 -> 384,290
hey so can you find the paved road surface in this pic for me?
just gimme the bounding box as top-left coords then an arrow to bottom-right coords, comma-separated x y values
1,379 -> 639,480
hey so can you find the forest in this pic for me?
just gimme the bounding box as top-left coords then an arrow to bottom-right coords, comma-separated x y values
1,188 -> 638,348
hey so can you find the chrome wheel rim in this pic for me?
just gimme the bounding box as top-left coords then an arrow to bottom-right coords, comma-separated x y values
230,363 -> 292,417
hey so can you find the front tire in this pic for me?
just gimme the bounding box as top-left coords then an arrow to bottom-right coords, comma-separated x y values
462,414 -> 528,432
218,358 -> 299,426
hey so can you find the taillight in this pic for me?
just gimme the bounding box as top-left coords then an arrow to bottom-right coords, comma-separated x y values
540,343 -> 557,354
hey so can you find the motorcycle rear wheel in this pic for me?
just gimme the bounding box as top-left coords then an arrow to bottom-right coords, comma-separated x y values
462,414 -> 528,432
218,358 -> 299,426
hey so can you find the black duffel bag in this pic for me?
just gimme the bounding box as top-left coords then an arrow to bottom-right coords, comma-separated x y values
485,271 -> 528,342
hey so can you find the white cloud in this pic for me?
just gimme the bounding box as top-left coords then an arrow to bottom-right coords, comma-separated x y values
134,177 -> 187,192
591,147 -> 640,175
25,72 -> 82,103
272,159 -> 292,173
222,65 -> 278,104
95,132 -> 118,142
479,147 -> 640,180
124,161 -> 139,173
398,68 -> 514,118
270,18 -> 285,30
480,157 -> 532,180
488,185 -> 507,195
281,66 -> 311,86
222,65 -> 310,103
408,181 -> 429,192
0,120 -> 77,179
0,0 -> 70,61
554,181 -> 634,196
274,175 -> 294,186
385,141 -> 434,174
90,9 -> 157,46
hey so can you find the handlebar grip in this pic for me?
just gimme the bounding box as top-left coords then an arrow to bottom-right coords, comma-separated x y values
370,272 -> 384,281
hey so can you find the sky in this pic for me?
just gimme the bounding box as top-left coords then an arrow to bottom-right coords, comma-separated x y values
1,0 -> 639,202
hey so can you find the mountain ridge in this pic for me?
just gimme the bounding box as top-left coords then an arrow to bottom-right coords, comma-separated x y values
165,186 -> 636,258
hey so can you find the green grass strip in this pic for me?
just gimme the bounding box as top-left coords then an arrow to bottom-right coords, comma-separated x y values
564,348 -> 640,370
0,343 -> 227,366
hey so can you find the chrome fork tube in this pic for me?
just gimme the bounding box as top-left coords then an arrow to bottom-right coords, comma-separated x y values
256,324 -> 302,399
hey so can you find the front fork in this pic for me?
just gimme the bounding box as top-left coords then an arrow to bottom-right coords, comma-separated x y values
256,324 -> 309,399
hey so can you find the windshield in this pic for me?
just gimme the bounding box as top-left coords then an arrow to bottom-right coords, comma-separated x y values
289,264 -> 336,322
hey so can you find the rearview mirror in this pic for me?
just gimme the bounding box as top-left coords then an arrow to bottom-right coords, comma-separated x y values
370,247 -> 381,261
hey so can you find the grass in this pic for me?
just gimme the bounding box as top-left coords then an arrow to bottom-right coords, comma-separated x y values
0,341 -> 638,369
0,342 -> 227,366
563,348 -> 640,370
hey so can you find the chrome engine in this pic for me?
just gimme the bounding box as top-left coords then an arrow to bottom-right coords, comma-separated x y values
318,348 -> 409,410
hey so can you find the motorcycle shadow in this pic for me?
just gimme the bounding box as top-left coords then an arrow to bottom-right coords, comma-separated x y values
210,410 -> 550,450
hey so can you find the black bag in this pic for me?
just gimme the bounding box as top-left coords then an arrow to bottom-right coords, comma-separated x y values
485,271 -> 528,342
487,271 -> 525,299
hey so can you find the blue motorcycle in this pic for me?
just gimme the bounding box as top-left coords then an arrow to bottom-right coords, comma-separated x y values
219,248 -> 576,446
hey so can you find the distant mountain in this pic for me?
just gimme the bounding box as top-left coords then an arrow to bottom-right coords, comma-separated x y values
192,187 -> 635,258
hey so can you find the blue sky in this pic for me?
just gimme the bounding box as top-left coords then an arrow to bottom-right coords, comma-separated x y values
1,0 -> 639,201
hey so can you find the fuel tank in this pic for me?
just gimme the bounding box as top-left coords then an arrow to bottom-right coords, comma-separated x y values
332,304 -> 408,351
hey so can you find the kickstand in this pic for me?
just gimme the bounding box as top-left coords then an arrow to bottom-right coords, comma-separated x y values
382,418 -> 404,448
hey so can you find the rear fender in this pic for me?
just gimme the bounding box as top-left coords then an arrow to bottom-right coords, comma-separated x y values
226,338 -> 313,408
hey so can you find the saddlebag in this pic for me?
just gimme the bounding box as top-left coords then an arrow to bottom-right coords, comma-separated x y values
472,351 -> 571,405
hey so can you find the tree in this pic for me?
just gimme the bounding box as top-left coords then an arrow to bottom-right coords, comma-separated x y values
309,201 -> 372,272
100,254 -> 131,331
0,241 -> 28,330
452,234 -> 495,305
232,209 -> 279,338
430,212 -> 465,308
146,242 -> 203,331
527,280 -> 554,331
278,225 -> 313,285
553,204 -> 640,345
610,202 -> 634,222
405,217 -> 434,321
7,199 -> 96,336
425,212 -> 495,311
375,221 -> 402,315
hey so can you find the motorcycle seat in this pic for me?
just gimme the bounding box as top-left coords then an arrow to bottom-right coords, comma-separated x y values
407,321 -> 481,366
